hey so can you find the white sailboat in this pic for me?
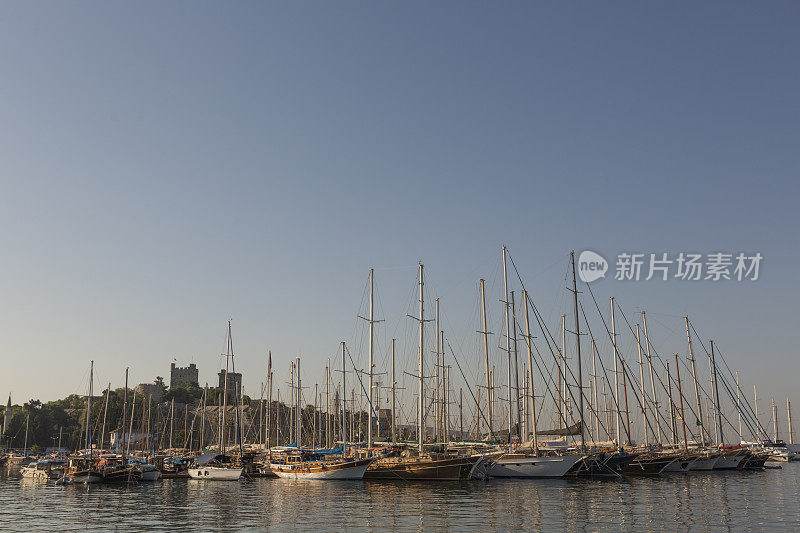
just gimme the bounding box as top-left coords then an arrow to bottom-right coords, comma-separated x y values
188,322 -> 244,481
486,454 -> 584,478
188,453 -> 243,480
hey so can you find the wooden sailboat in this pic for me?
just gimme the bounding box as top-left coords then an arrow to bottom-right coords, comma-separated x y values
270,341 -> 376,479
270,449 -> 375,480
68,361 -> 103,484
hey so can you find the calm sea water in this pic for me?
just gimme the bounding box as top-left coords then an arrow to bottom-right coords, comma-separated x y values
2,464 -> 799,531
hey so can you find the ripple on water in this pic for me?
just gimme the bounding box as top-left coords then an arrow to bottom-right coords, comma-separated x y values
1,464 -> 799,531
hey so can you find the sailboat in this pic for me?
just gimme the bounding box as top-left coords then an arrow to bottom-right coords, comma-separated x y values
487,251 -> 592,478
354,266 -> 481,481
67,361 -> 103,484
188,321 -> 244,481
270,341 -> 377,480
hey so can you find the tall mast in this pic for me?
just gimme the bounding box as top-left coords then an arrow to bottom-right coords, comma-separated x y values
290,362 -> 294,444
666,362 -> 678,446
501,245 -> 513,447
341,341 -> 347,456
710,340 -> 724,446
511,291 -> 521,441
610,298 -> 621,448
435,298 -> 440,444
417,262 -> 425,453
522,365 -> 528,440
221,322 -> 231,455
391,338 -> 397,444
101,383 -> 110,450
591,339 -> 599,442
735,372 -> 742,444
479,279 -> 493,435
184,403 -> 188,451
121,367 -> 128,453
23,414 -> 29,454
636,324 -> 648,447
675,354 -> 689,451
200,384 -> 207,450
127,389 -> 137,457
325,361 -> 330,448
268,356 -> 273,449
460,386 -> 464,441
788,399 -> 794,445
559,314 -> 566,430
445,362 -> 450,445
297,357 -> 302,446
522,289 -> 537,453
231,324 -> 243,456
642,312 -> 663,444
258,381 -> 264,449
313,383 -> 318,448
170,398 -> 175,450
754,385 -> 767,439
350,389 -> 355,445
570,251 -> 585,450
368,268 -> 375,449
87,360 -> 93,458
621,361 -> 632,445
476,386 -> 481,439
684,316 -> 706,447
772,398 -> 778,442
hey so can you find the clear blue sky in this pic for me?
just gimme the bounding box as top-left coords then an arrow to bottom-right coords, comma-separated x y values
1,2 -> 798,427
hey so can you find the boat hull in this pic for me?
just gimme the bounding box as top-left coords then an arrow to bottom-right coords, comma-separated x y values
713,453 -> 746,470
661,455 -> 698,472
70,471 -> 104,484
139,467 -> 162,481
188,467 -> 243,480
364,455 -> 479,481
271,458 -> 373,480
626,455 -> 679,475
689,454 -> 720,471
487,455 -> 583,478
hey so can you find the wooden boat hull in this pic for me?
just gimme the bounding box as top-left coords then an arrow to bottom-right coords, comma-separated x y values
188,466 -> 243,480
271,458 -> 374,480
626,455 -> 679,475
742,453 -> 768,469
487,455 -> 583,478
102,467 -> 141,483
364,455 -> 480,481
70,470 -> 104,484
566,452 -> 636,478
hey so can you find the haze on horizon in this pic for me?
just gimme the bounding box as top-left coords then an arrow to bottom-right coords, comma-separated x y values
1,2 -> 798,419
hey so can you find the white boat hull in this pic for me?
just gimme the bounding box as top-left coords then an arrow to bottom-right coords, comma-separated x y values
689,455 -> 719,471
713,454 -> 745,470
188,467 -> 243,480
662,457 -> 697,472
271,461 -> 371,480
487,455 -> 584,478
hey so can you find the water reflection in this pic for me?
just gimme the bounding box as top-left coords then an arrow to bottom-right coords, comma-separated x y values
1,465 -> 799,531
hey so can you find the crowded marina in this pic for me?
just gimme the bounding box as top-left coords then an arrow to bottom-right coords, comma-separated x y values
2,248 -> 796,486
